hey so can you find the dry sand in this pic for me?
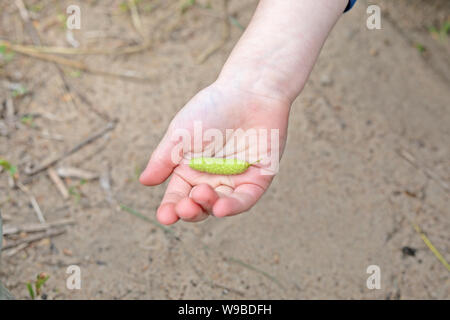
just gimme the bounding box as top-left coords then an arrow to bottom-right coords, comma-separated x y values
0,0 -> 449,299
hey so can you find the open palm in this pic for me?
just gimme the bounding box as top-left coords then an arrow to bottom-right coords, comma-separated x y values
140,82 -> 290,224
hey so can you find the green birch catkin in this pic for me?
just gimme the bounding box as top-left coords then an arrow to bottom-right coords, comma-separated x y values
189,158 -> 251,175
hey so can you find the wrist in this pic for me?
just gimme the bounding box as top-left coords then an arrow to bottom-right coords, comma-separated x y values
216,58 -> 300,106
213,0 -> 348,106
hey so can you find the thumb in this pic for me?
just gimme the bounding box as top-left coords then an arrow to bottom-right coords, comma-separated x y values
139,132 -> 181,186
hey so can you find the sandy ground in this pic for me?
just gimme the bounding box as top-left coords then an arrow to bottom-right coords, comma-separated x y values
0,0 -> 449,299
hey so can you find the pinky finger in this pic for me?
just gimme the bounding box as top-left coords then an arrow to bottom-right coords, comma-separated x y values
212,183 -> 265,218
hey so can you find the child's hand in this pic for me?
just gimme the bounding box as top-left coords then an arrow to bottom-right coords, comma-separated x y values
139,82 -> 290,224
140,0 -> 347,224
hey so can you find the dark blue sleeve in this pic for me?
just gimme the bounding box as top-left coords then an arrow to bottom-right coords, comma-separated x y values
344,0 -> 357,12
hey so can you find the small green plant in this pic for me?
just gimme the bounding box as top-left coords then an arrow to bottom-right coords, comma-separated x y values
67,69 -> 82,78
68,179 -> 87,203
119,0 -> 142,12
415,43 -> 426,54
443,21 -> 450,36
429,26 -> 438,34
0,158 -> 17,177
56,13 -> 68,29
180,0 -> 196,13
134,164 -> 143,180
0,44 -> 15,62
27,273 -> 50,300
20,115 -> 35,127
26,283 -> 35,300
68,186 -> 82,203
29,3 -> 45,13
229,16 -> 245,31
12,84 -> 27,98
142,2 -> 156,13
429,20 -> 450,41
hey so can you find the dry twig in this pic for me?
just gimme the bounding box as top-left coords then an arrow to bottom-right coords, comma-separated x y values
3,218 -> 75,236
0,40 -> 153,81
25,121 -> 118,176
56,167 -> 99,180
2,228 -> 66,250
128,0 -> 145,39
47,167 -> 69,199
16,181 -> 46,223
0,39 -> 153,56
3,243 -> 29,257
14,0 -> 41,45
